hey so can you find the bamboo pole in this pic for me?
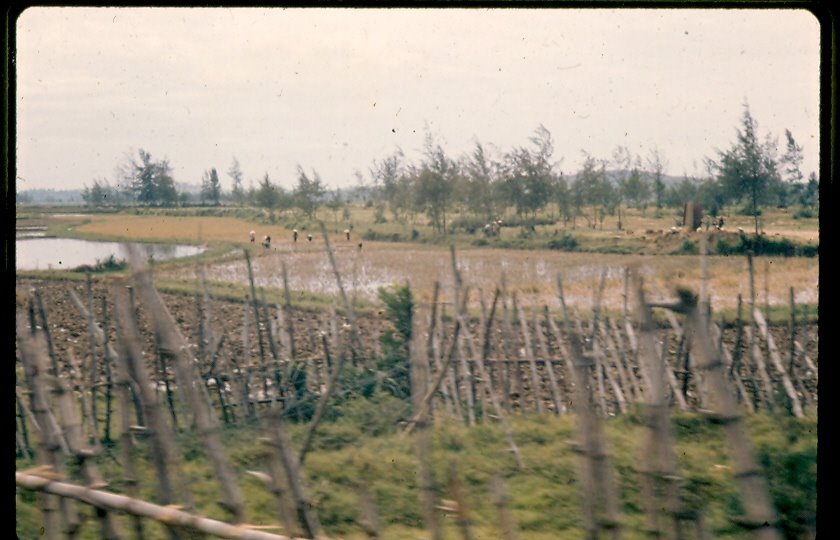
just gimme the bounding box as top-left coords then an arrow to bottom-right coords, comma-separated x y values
33,288 -> 60,376
355,481 -> 380,539
85,273 -> 101,448
410,309 -> 444,540
321,222 -> 366,366
128,248 -> 246,524
101,295 -> 115,445
454,310 -> 524,469
244,249 -> 271,400
747,252 -> 775,411
678,289 -> 783,540
632,270 -> 687,540
108,287 -> 145,539
17,312 -> 79,540
16,384 -> 36,460
752,309 -> 803,417
47,344 -> 123,539
499,276 -> 517,411
427,282 -> 454,418
16,472 -> 305,540
402,293 -> 468,436
491,475 -> 519,540
263,408 -> 324,539
516,302 -> 545,415
112,284 -> 193,528
535,306 -> 565,415
710,322 -> 755,414
553,275 -> 622,540
447,462 -> 475,540
450,247 -> 477,425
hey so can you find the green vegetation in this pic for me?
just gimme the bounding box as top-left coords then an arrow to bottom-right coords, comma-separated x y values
15,408 -> 817,539
69,254 -> 128,273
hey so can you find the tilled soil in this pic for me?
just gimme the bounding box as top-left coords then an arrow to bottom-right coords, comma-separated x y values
16,277 -> 818,417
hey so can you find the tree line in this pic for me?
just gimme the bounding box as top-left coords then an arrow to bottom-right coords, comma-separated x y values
81,102 -> 818,233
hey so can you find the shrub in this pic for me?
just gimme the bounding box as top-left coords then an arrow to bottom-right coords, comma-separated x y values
547,234 -> 579,251
715,234 -> 817,257
376,284 -> 413,400
672,239 -> 698,255
71,254 -> 127,273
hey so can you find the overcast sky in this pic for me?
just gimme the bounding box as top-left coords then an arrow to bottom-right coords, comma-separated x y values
15,7 -> 821,192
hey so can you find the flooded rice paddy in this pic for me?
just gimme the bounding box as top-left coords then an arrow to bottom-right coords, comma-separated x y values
16,238 -> 205,271
161,241 -> 819,312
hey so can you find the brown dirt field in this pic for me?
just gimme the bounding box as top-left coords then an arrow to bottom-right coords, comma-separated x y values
16,276 -> 817,416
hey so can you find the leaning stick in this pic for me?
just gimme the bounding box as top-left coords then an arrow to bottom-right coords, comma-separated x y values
16,472 -> 305,540
455,309 -> 524,469
535,306 -> 565,414
85,274 -> 101,448
679,290 -> 783,540
632,270 -> 686,539
129,247 -> 246,523
17,312 -> 80,539
402,292 -> 468,436
752,309 -> 803,418
516,302 -> 545,415
321,222 -> 365,365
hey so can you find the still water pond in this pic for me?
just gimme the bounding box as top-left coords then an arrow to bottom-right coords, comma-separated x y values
16,238 -> 205,271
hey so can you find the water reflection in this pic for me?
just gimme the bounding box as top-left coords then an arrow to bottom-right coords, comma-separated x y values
16,238 -> 205,270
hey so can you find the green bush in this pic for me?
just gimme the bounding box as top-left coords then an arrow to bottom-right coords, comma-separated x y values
672,239 -> 698,255
71,254 -> 127,273
547,234 -> 579,251
715,234 -> 818,257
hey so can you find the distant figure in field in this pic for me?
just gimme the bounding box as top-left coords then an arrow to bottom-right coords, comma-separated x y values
345,229 -> 351,241
293,229 -> 298,243
250,230 -> 256,243
262,235 -> 271,248
307,233 -> 313,242
716,216 -> 725,230
358,241 -> 363,251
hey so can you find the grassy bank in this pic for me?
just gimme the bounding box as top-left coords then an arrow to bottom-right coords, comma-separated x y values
16,401 -> 817,539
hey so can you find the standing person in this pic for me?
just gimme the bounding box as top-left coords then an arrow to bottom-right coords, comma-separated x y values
250,230 -> 256,243
307,233 -> 313,242
293,229 -> 298,243
345,229 -> 351,241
